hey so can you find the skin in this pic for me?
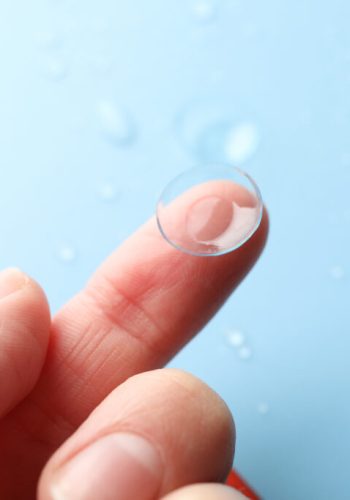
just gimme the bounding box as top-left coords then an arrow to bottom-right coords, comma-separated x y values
0,205 -> 268,500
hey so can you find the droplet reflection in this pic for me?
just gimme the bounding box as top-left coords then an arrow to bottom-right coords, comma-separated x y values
57,245 -> 77,263
97,100 -> 136,147
176,103 -> 259,164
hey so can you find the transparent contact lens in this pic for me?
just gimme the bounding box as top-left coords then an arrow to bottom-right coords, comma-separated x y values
156,164 -> 263,257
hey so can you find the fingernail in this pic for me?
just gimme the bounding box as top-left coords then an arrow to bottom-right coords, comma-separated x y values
187,195 -> 233,242
0,268 -> 28,300
50,433 -> 163,500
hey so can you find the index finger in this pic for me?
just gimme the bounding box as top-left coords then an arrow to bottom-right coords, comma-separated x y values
28,186 -> 269,426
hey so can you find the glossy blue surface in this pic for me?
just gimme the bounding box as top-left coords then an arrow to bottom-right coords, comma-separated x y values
0,1 -> 349,498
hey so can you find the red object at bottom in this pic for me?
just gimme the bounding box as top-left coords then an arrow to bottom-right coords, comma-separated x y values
226,469 -> 260,499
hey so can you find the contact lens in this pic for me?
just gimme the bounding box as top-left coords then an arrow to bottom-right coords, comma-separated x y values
156,164 -> 263,256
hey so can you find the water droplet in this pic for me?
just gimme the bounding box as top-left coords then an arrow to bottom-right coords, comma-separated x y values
225,123 -> 259,164
329,265 -> 345,280
226,329 -> 245,347
175,103 -> 259,164
97,100 -> 136,147
46,58 -> 68,81
97,182 -> 119,202
257,402 -> 269,415
57,245 -> 77,263
238,346 -> 252,360
192,0 -> 217,23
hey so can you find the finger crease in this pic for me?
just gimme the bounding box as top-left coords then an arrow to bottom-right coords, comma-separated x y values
84,276 -> 168,359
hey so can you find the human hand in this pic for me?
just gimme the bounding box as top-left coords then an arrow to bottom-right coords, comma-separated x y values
0,209 -> 268,500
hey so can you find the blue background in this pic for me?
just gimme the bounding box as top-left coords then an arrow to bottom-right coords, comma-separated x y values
0,1 -> 349,498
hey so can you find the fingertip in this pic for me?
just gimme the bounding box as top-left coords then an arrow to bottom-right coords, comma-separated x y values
162,483 -> 249,500
0,268 -> 51,415
255,206 -> 269,254
4,268 -> 52,351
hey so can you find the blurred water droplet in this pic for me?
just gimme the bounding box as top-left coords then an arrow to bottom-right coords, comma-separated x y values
97,100 -> 136,147
257,402 -> 269,415
226,329 -> 245,348
37,31 -> 62,50
225,123 -> 259,164
176,103 -> 259,164
57,245 -> 77,263
97,182 -> 119,202
46,58 -> 68,81
238,346 -> 252,360
192,0 -> 217,23
329,265 -> 345,280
